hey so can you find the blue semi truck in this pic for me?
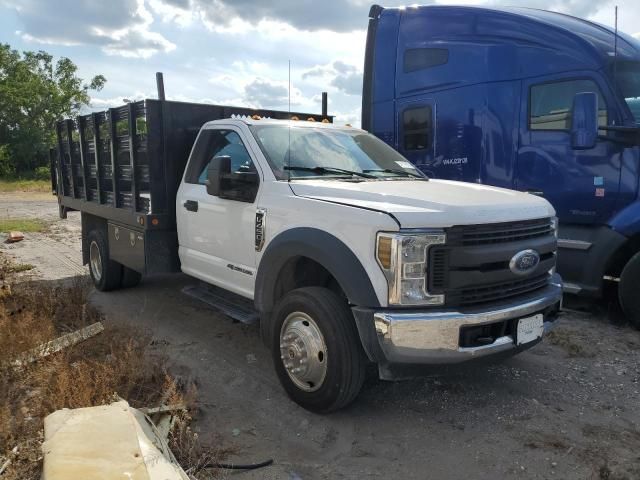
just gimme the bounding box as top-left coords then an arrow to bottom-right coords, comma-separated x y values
362,4 -> 640,326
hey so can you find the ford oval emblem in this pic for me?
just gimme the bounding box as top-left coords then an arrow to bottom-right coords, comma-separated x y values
509,249 -> 540,275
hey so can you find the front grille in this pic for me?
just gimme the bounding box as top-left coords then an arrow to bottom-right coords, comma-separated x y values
427,218 -> 556,307
446,273 -> 550,307
446,218 -> 553,246
429,248 -> 448,289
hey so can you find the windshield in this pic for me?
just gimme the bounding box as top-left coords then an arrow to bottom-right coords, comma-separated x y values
616,61 -> 640,125
250,125 -> 425,180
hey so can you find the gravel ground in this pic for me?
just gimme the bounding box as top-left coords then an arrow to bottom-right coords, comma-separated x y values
1,192 -> 639,480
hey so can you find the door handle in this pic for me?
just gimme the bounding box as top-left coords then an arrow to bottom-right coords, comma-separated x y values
183,200 -> 198,212
526,190 -> 545,197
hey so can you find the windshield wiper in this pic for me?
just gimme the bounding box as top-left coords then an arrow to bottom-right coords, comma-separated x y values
284,165 -> 376,179
363,168 -> 426,179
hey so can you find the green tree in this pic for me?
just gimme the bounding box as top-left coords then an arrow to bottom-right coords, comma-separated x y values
0,44 -> 106,176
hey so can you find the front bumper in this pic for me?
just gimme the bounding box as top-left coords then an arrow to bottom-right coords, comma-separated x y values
353,273 -> 562,366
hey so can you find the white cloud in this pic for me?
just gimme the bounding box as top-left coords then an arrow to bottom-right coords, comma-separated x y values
156,0 -> 378,32
2,0 -> 175,58
99,27 -> 176,59
303,61 -> 362,96
242,77 -> 309,109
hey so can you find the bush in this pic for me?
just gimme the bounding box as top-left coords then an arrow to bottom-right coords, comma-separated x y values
33,166 -> 50,181
0,145 -> 14,177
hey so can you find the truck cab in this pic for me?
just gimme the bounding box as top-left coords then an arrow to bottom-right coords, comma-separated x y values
363,5 -> 640,325
176,118 -> 561,411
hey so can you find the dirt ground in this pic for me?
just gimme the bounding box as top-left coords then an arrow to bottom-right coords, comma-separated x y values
1,191 -> 639,480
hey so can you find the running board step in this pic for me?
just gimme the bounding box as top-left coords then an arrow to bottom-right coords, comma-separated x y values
182,283 -> 259,325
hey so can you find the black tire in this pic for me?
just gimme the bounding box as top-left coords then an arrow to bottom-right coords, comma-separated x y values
121,267 -> 142,288
271,287 -> 367,413
87,229 -> 122,292
619,252 -> 640,329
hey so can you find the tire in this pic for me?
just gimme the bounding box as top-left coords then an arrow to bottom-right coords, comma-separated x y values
271,287 -> 367,413
87,229 -> 122,292
121,267 -> 142,288
619,252 -> 640,329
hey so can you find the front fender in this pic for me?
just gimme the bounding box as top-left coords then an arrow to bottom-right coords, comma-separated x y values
255,227 -> 381,313
255,228 -> 382,348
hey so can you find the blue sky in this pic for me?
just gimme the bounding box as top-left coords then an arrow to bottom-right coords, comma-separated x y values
1,0 -> 638,126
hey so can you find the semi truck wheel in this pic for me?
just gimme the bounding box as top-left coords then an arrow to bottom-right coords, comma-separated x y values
619,252 -> 640,329
271,287 -> 367,413
121,267 -> 142,288
87,230 -> 122,291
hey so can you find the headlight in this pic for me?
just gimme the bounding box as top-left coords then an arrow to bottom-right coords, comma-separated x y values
550,216 -> 558,239
549,217 -> 558,275
376,231 -> 446,306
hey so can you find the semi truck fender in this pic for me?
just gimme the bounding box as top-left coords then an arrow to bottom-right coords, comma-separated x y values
609,200 -> 640,239
254,227 -> 382,348
558,224 -> 627,296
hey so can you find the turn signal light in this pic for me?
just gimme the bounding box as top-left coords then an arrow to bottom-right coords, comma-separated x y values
377,236 -> 392,269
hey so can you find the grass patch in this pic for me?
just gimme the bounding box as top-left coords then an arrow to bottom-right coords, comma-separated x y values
5,263 -> 34,273
546,327 -> 596,358
0,218 -> 46,233
0,179 -> 50,194
0,254 -> 225,479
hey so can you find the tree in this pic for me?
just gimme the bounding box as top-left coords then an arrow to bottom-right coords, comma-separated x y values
0,44 -> 106,176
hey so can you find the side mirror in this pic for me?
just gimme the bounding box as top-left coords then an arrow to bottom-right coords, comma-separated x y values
571,92 -> 598,150
206,155 -> 231,196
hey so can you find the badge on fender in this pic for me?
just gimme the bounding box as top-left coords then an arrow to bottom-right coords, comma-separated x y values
255,209 -> 266,252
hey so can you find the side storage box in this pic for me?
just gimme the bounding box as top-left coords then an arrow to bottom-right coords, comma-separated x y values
108,223 -> 145,273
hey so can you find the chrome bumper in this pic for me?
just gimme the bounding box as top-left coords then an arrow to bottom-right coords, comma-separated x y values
372,274 -> 562,364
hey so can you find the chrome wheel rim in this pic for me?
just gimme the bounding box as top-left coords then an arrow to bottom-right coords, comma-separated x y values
89,240 -> 102,281
279,311 -> 327,392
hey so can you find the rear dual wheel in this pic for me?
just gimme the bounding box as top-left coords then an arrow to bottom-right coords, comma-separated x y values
87,229 -> 141,291
271,287 -> 367,413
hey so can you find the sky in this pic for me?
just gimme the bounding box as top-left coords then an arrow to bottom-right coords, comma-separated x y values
1,0 -> 639,126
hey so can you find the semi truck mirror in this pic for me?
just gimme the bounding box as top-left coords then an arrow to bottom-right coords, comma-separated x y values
571,92 -> 598,150
206,155 -> 231,196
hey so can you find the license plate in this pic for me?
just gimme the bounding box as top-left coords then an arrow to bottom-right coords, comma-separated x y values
517,314 -> 544,345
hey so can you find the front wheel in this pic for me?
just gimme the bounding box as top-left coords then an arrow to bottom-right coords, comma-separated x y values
271,287 -> 367,413
619,252 -> 640,329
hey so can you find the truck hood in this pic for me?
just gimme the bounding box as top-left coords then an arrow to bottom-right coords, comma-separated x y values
289,179 -> 555,228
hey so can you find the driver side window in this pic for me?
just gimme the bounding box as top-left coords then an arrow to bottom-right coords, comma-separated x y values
197,131 -> 254,184
529,79 -> 608,131
185,129 -> 255,185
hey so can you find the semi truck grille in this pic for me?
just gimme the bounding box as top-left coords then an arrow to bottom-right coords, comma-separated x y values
428,218 -> 555,307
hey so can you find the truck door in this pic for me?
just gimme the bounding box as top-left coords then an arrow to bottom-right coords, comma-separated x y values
517,75 -> 621,223
176,127 -> 261,299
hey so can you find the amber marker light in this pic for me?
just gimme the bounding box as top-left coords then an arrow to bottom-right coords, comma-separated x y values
377,235 -> 393,270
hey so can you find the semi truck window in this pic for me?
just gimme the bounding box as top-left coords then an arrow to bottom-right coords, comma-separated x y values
615,61 -> 640,125
530,79 -> 607,130
403,107 -> 433,151
184,130 -> 254,185
404,48 -> 448,73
